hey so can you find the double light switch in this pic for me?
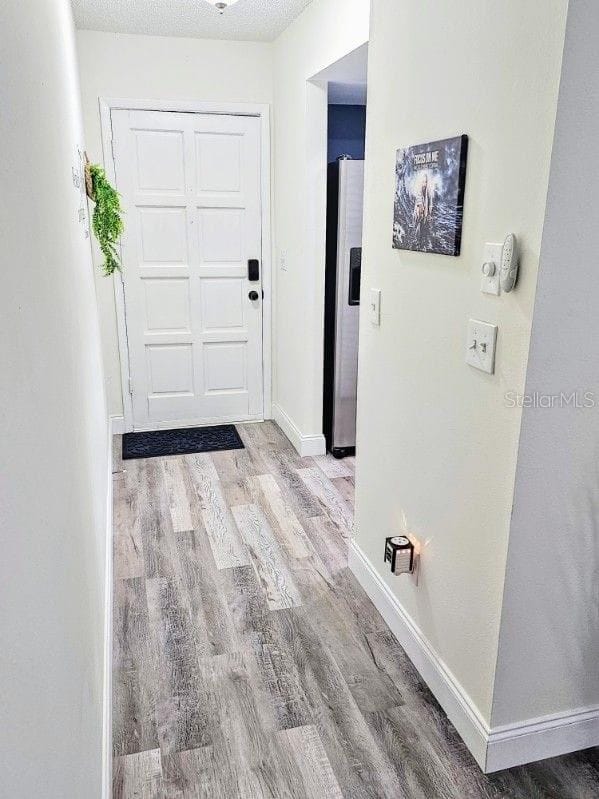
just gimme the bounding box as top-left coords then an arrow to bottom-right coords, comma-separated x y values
466,319 -> 497,374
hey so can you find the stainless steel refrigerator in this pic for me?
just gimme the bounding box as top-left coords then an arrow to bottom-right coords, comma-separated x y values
323,158 -> 364,458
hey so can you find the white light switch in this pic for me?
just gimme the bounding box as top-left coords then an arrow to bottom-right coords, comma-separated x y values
481,242 -> 502,295
280,250 -> 287,271
369,289 -> 381,326
466,319 -> 497,374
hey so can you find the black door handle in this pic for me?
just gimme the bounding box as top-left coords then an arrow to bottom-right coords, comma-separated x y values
248,259 -> 260,281
248,290 -> 259,301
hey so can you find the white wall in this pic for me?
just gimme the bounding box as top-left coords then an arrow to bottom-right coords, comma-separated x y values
353,0 -> 567,724
492,0 -> 599,727
77,30 -> 274,416
272,0 -> 370,439
0,1 -> 108,796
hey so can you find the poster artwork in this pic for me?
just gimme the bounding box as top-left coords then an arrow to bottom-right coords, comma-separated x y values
393,134 -> 468,256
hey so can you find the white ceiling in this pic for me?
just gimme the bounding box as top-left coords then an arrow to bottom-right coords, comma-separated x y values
72,0 -> 314,42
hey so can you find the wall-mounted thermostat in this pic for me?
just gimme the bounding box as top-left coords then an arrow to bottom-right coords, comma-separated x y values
385,536 -> 414,576
499,233 -> 518,292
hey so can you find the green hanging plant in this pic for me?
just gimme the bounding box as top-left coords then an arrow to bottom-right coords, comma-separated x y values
87,162 -> 124,276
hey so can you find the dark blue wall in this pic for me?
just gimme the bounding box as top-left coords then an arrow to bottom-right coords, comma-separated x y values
327,104 -> 367,163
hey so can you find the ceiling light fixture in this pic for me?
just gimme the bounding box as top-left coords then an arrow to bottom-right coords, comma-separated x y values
205,0 -> 241,13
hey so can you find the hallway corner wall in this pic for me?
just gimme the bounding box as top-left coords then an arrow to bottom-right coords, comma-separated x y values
491,0 -> 599,734
0,1 -> 108,795
353,0 -> 567,734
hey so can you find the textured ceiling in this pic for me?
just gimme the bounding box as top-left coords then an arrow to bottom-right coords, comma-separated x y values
72,0 -> 313,42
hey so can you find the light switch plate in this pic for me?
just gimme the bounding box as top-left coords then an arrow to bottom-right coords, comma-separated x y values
280,250 -> 287,271
369,289 -> 381,326
466,319 -> 497,374
481,242 -> 502,295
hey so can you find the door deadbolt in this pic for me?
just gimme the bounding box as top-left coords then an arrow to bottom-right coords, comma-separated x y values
248,290 -> 259,301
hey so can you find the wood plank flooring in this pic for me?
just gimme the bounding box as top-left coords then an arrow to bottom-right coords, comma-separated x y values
113,422 -> 599,798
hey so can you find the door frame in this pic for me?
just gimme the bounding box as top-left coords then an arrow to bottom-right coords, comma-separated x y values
99,97 -> 273,433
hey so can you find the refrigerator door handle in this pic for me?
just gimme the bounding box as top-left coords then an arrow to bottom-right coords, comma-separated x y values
348,247 -> 362,306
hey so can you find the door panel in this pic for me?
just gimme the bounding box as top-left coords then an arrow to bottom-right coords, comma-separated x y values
195,133 -> 242,192
135,129 -> 185,192
143,278 -> 190,332
198,208 -> 244,263
112,110 -> 263,430
138,207 -> 188,263
200,278 -> 244,330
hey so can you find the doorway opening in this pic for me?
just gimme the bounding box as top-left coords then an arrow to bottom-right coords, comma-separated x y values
313,45 -> 368,458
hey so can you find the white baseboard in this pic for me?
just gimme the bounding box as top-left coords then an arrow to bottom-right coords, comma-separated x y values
272,403 -> 326,457
349,539 -> 599,772
486,704 -> 599,773
109,414 -> 125,435
348,539 -> 489,769
102,419 -> 114,799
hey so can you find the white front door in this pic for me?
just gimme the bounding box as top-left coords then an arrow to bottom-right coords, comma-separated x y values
111,109 -> 264,430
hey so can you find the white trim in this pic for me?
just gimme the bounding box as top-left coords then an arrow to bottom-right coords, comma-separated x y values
486,705 -> 599,773
349,539 -> 599,772
109,414 -> 125,435
348,539 -> 489,769
259,107 -> 273,422
272,403 -> 326,457
305,81 -> 328,431
99,101 -> 134,433
98,97 -> 273,433
100,98 -> 272,116
131,412 -> 262,432
102,419 -> 114,799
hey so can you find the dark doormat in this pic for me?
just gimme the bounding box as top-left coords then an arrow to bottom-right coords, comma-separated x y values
122,424 -> 245,460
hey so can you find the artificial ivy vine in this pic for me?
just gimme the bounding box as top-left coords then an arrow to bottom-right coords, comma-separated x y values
88,163 -> 124,276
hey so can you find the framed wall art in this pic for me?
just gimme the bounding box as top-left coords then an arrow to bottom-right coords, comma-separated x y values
393,134 -> 468,256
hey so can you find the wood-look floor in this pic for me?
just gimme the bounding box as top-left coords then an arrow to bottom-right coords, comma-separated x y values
112,422 -> 599,798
